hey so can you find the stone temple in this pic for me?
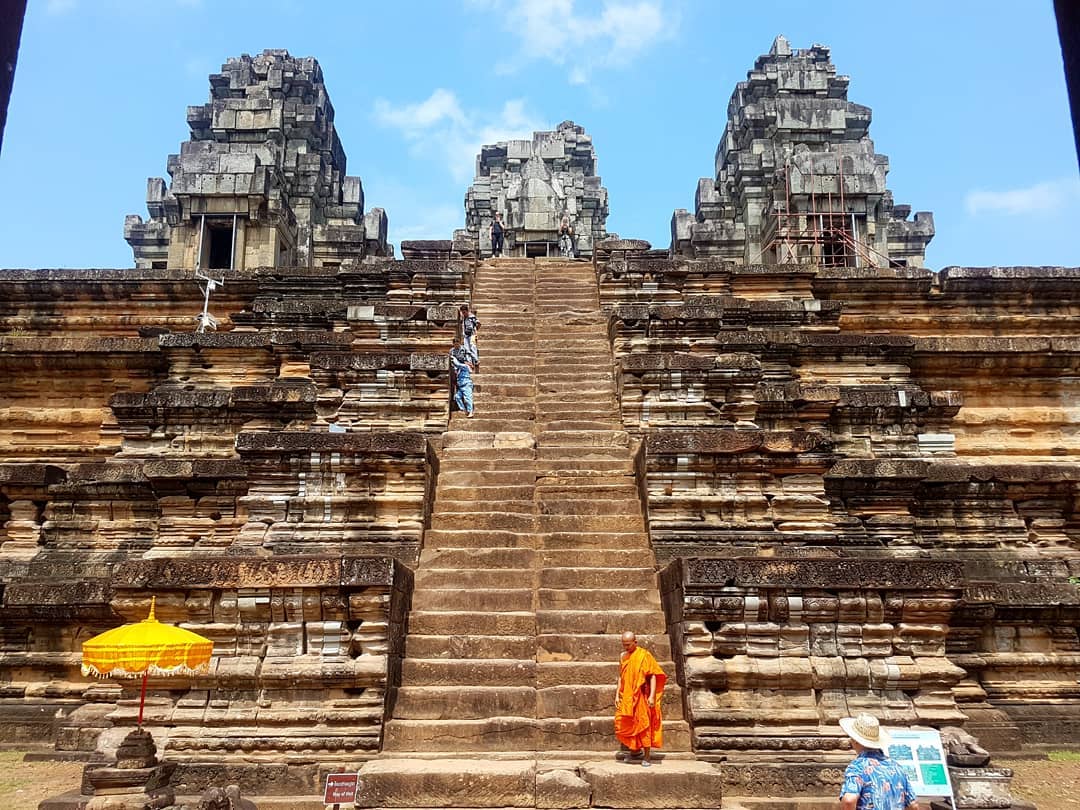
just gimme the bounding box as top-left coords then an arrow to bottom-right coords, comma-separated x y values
0,40 -> 1076,809
456,120 -> 609,258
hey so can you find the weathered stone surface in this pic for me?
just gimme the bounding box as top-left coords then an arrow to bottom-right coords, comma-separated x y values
356,759 -> 536,808
535,768 -> 591,809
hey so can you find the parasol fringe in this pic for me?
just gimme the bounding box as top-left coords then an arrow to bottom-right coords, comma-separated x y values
81,661 -> 211,678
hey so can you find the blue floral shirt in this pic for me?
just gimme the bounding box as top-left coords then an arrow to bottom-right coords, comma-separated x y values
840,749 -> 918,809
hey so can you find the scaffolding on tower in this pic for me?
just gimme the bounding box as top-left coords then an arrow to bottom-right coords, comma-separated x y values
760,151 -> 900,269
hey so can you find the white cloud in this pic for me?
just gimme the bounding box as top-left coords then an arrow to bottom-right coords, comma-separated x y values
964,178 -> 1080,217
373,89 -> 546,183
478,0 -> 671,83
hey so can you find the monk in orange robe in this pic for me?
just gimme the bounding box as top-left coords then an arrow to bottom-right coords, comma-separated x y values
614,630 -> 667,766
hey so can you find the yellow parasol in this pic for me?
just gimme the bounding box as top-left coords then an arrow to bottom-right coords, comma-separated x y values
82,597 -> 213,726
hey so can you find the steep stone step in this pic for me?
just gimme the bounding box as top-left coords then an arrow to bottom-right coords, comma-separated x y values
402,657 -> 536,686
429,512 -> 536,531
537,548 -> 655,568
382,717 -> 540,751
356,758 -> 536,808
394,686 -> 538,720
536,514 -> 646,532
453,418 -> 536,433
435,459 -> 537,473
536,429 -> 629,448
537,633 -> 671,662
405,634 -> 536,659
538,566 -> 653,589
534,460 -> 633,475
540,531 -> 651,549
411,588 -> 534,611
419,547 -> 536,568
423,529 -> 537,549
537,500 -> 642,517
407,609 -> 536,635
537,684 -> 684,720
539,419 -> 625,431
535,488 -> 641,503
436,470 -> 537,486
435,485 -> 536,502
435,499 -> 535,515
383,717 -> 692,752
415,568 -> 536,589
440,448 -> 536,462
535,608 -> 664,634
538,588 -> 660,610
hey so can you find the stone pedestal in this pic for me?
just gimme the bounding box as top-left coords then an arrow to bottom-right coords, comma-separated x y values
84,728 -> 175,810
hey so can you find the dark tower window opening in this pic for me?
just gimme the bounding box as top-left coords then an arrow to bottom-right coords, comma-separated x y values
207,220 -> 235,270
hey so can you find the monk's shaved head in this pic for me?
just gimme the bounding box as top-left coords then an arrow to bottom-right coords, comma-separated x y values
621,631 -> 636,642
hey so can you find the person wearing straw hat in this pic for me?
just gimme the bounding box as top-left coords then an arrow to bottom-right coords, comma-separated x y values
839,713 -> 920,810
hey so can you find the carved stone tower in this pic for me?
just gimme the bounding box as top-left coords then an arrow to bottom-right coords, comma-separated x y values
124,50 -> 389,271
671,36 -> 934,267
456,120 -> 609,257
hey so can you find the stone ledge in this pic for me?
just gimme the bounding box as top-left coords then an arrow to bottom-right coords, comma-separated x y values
112,555 -> 399,589
646,430 -> 831,455
962,581 -> 1080,608
3,578 -> 112,606
828,459 -> 1080,482
0,337 -> 160,353
621,353 -> 755,371
671,557 -> 964,590
111,385 -> 318,411
310,352 -> 447,371
0,463 -> 67,485
914,336 -> 1080,353
235,431 -> 427,455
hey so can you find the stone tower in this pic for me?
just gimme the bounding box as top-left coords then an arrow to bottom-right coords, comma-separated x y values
456,120 -> 609,257
124,50 -> 389,271
671,36 -> 934,267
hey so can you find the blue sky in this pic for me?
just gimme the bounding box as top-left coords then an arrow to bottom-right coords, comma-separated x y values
1,0 -> 1076,269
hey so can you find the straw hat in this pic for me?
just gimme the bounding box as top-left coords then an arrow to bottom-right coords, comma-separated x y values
840,713 -> 891,750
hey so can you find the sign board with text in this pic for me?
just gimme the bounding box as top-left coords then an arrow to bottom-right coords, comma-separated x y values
885,727 -> 955,801
323,772 -> 360,804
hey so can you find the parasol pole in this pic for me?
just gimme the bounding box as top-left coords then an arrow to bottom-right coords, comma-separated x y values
136,596 -> 156,727
138,670 -> 149,727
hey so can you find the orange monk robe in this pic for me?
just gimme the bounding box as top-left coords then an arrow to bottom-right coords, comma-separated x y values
614,645 -> 667,751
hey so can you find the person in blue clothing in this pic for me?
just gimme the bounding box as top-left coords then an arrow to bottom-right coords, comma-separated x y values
839,713 -> 919,810
459,303 -> 480,366
449,340 -> 475,418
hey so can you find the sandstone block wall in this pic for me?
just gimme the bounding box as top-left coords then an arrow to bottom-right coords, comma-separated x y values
0,258 -> 473,774
598,251 -> 1080,757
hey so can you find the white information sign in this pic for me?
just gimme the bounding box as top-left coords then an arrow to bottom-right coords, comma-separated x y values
884,726 -> 955,804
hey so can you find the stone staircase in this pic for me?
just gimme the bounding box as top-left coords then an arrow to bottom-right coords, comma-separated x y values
358,258 -> 723,807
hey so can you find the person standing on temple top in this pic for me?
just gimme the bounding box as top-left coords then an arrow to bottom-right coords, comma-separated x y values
490,212 -> 506,258
459,304 -> 480,366
558,216 -> 575,258
449,340 -> 475,418
614,631 -> 666,767
839,713 -> 919,810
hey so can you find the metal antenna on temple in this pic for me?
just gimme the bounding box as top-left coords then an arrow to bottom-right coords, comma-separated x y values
195,270 -> 224,333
